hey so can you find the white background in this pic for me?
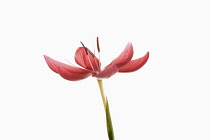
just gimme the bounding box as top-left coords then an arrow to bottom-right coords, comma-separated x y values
0,0 -> 210,140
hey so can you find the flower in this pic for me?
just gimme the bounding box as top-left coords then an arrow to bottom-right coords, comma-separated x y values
44,38 -> 149,81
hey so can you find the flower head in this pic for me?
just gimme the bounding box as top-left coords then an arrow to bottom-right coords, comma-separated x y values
44,37 -> 149,81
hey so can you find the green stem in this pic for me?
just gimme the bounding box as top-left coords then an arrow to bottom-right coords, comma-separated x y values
97,79 -> 106,110
97,79 -> 115,140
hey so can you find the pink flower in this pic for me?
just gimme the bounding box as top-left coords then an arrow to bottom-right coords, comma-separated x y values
44,38 -> 149,81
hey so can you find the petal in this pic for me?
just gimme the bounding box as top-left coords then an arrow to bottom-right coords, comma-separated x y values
74,47 -> 87,68
118,52 -> 149,72
112,42 -> 134,67
44,55 -> 90,74
94,63 -> 118,79
58,67 -> 92,81
75,47 -> 100,71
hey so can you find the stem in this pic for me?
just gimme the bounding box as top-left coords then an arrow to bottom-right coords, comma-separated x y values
97,79 -> 106,110
97,79 -> 115,140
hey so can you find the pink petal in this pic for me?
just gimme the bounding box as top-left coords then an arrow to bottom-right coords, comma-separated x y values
112,42 -> 134,67
118,52 -> 149,72
75,47 -> 100,71
44,55 -> 90,74
93,63 -> 118,79
74,47 -> 87,68
58,67 -> 92,81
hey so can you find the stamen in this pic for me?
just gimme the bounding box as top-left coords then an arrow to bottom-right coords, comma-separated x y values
93,47 -> 100,73
97,37 -> 100,52
86,47 -> 95,57
97,37 -> 101,72
87,54 -> 95,72
80,41 -> 88,55
80,41 -> 95,72
80,41 -> 95,56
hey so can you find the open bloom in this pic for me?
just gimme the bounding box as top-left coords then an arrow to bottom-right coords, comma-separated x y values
44,38 -> 149,81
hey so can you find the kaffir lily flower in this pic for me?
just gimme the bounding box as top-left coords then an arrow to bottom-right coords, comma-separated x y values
44,38 -> 149,81
44,38 -> 149,140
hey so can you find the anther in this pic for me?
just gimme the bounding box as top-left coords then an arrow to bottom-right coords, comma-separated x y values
80,41 -> 95,71
80,41 -> 88,55
86,48 -> 95,57
96,37 -> 101,72
97,37 -> 100,52
80,41 -> 95,57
